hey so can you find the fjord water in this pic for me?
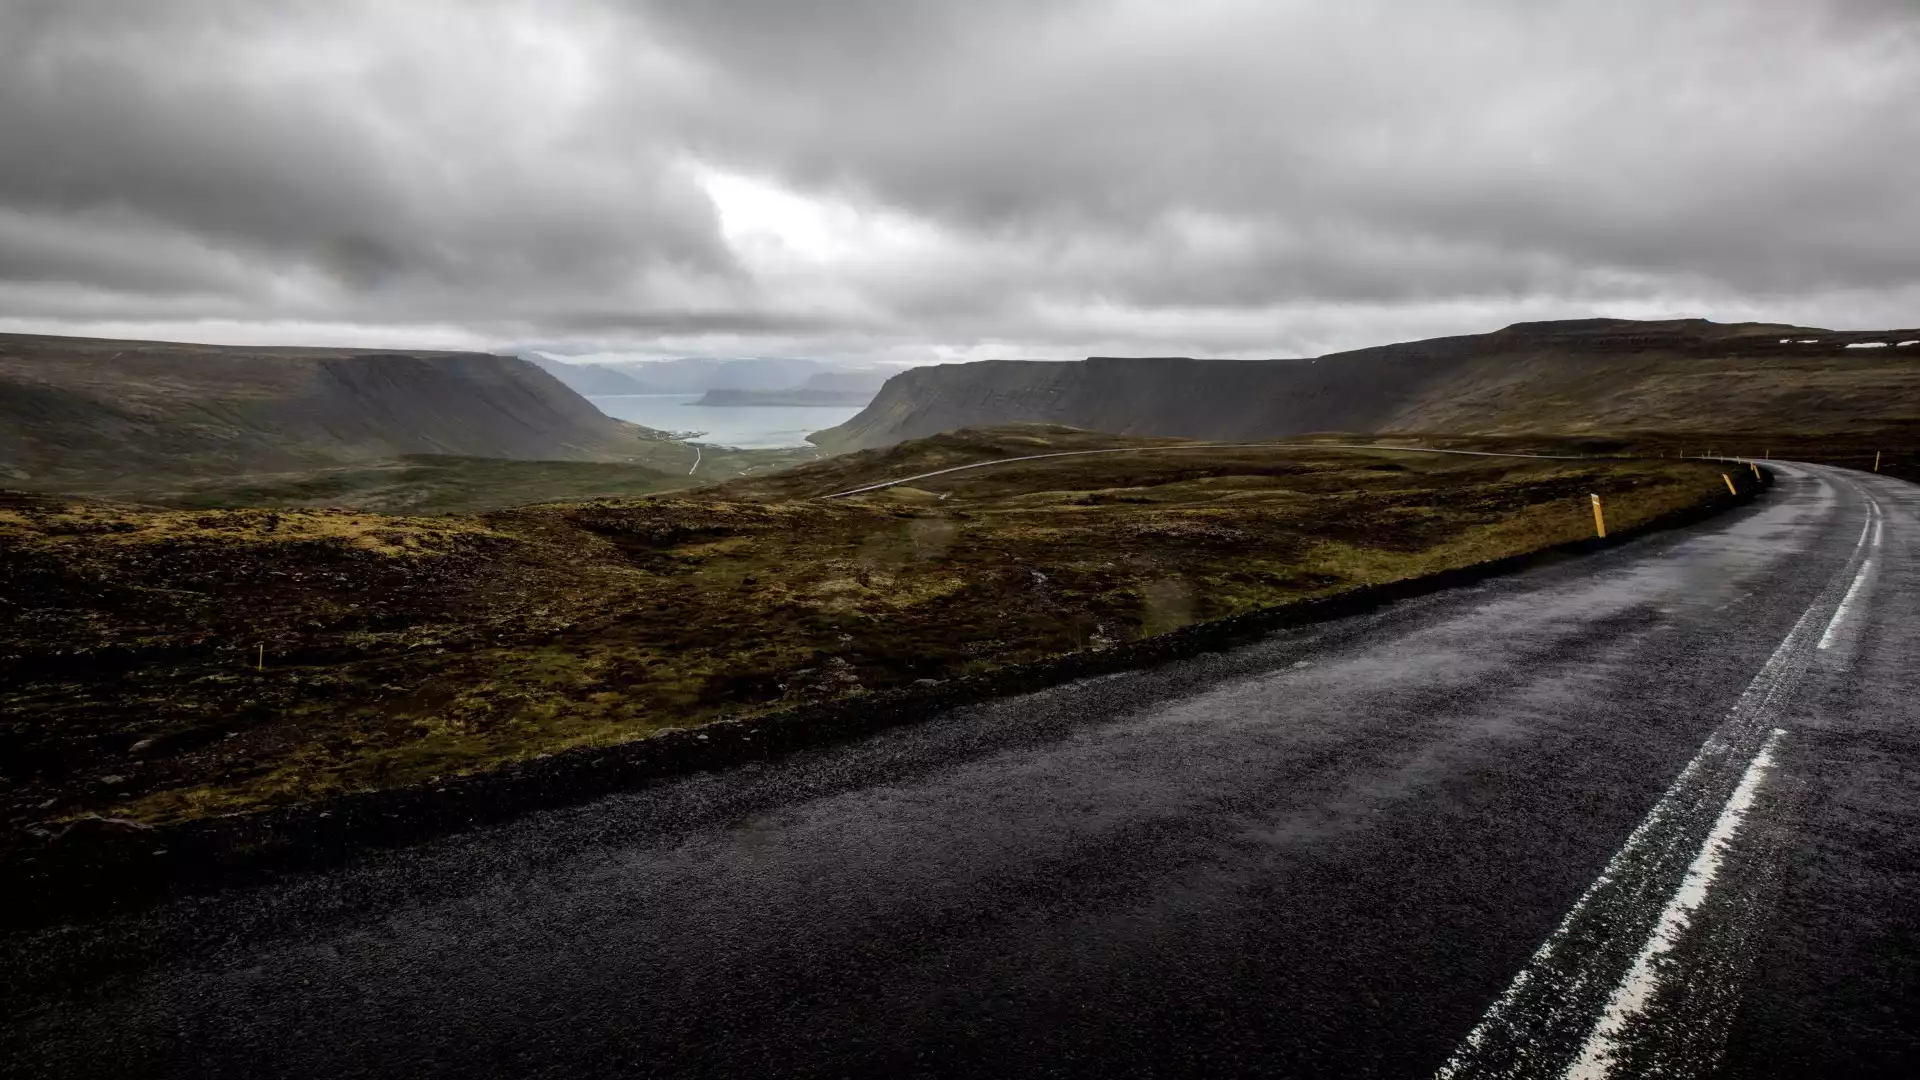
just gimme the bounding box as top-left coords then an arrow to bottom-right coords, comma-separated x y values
586,393 -> 866,448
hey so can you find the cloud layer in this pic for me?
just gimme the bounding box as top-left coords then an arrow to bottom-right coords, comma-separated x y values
3,0 -> 1917,359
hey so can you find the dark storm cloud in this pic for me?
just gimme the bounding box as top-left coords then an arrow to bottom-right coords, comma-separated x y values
1,0 -> 1917,355
0,0 -> 740,332
536,309 -> 864,336
643,1 -> 1920,292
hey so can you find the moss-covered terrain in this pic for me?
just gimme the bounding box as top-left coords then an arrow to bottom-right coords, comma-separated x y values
0,430 -> 1739,826
124,448 -> 818,515
1395,428 -> 1920,487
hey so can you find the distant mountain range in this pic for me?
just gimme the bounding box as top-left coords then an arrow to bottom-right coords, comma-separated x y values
519,358 -> 657,396
692,387 -> 877,407
14,320 -> 1911,503
0,334 -> 665,490
811,318 -> 1920,453
525,354 -> 898,399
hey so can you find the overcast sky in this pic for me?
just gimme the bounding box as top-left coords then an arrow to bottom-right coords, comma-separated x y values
2,0 -> 1917,363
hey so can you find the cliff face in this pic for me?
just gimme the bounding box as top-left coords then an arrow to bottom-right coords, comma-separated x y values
819,345 -> 1482,451
812,319 -> 1920,452
0,334 -> 654,486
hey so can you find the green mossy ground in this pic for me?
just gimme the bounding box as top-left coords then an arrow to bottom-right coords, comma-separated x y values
85,447 -> 818,515
0,432 -> 1736,825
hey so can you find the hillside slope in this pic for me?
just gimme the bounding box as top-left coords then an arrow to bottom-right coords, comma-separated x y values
0,334 -> 663,488
813,319 -> 1920,452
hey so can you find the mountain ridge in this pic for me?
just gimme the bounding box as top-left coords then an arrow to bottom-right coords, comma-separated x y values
812,318 -> 1920,452
0,333 -> 663,489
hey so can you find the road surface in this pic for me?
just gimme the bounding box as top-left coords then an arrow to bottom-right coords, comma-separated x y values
6,462 -> 1917,1079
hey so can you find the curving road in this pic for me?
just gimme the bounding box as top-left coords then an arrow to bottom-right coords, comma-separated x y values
6,462 -> 1918,1079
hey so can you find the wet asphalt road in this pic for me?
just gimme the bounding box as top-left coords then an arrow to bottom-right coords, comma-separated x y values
5,462 -> 1918,1079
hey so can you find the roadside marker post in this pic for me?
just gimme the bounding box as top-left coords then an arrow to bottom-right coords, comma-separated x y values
1590,494 -> 1607,538
1723,473 -> 1738,495
257,643 -> 263,671
1875,450 -> 1882,472
1751,462 -> 1761,480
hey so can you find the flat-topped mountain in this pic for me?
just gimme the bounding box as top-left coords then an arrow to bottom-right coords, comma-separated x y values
813,319 -> 1920,452
0,333 -> 661,489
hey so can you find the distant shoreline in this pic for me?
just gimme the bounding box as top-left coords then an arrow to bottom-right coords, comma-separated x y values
585,392 -> 869,406
584,392 -> 865,449
692,387 -> 877,407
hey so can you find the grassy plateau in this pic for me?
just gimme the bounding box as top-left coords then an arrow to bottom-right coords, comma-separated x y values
1,426 -> 1743,827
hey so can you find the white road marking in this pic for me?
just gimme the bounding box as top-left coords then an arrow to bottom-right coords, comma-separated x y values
688,445 -> 702,476
1436,469 -> 1880,1079
1562,728 -> 1788,1079
1813,499 -> 1880,650
1816,558 -> 1873,650
1435,594 -> 1825,1079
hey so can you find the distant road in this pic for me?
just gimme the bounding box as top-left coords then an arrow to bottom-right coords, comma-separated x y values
818,441 -> 1594,498
8,463 -> 1917,1079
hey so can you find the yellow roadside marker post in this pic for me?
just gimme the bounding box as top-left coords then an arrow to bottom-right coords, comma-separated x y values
257,643 -> 264,671
1751,462 -> 1761,480
1874,450 -> 1882,472
1590,494 -> 1607,538
1723,473 -> 1738,494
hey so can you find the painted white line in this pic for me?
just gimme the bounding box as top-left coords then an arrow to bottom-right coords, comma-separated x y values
1562,727 -> 1788,1079
1437,464 -> 1875,1078
1435,597 -> 1823,1079
1873,517 -> 1883,549
689,445 -> 702,476
1816,558 -> 1873,650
